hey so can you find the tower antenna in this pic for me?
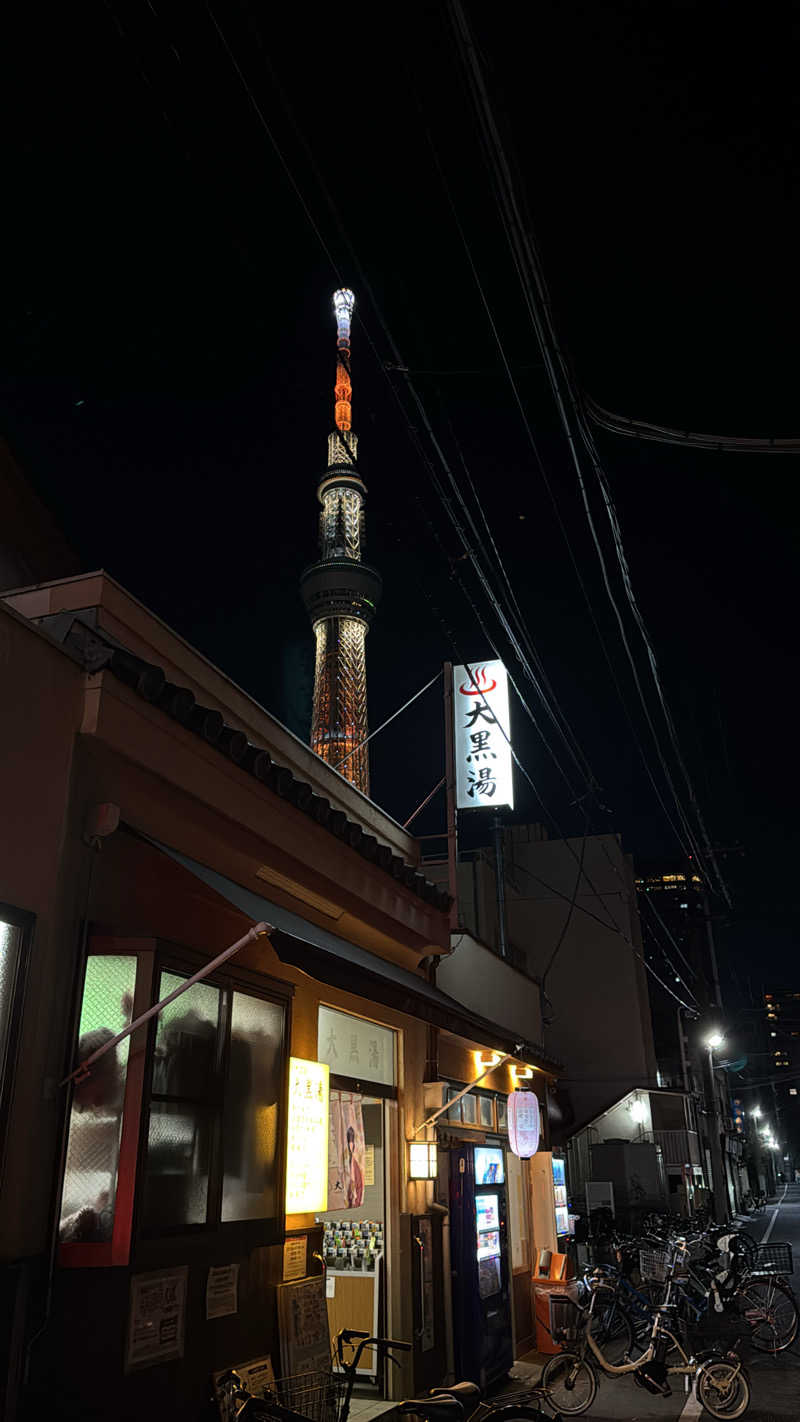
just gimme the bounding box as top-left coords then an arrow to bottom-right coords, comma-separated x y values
300,291 -> 382,795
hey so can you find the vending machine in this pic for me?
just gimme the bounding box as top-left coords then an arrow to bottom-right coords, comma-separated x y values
552,1156 -> 570,1239
449,1143 -> 513,1387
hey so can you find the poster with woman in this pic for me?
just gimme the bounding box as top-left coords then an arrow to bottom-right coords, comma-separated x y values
327,1091 -> 365,1210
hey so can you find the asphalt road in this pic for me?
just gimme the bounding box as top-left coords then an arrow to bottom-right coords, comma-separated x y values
543,1185 -> 800,1420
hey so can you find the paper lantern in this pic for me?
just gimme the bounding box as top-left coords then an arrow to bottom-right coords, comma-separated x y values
507,1090 -> 540,1158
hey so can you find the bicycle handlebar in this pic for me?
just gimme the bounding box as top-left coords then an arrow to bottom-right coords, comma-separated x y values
336,1330 -> 412,1367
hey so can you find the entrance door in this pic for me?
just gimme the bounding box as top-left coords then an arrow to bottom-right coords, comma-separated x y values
320,1092 -> 386,1386
410,1213 -> 446,1393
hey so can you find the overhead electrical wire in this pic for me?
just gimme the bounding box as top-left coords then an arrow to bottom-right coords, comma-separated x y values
584,395 -> 800,454
199,3 -> 608,818
447,0 -> 731,908
132,1 -> 705,1018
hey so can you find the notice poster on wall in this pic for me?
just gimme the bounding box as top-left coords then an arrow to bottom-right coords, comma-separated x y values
277,1276 -> 330,1381
206,1264 -> 239,1320
125,1267 -> 187,1371
283,1235 -> 308,1282
328,1091 -> 366,1210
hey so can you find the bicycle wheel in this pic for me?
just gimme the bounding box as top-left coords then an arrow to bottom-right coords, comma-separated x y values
593,1300 -> 634,1364
739,1276 -> 799,1352
696,1360 -> 750,1418
540,1353 -> 597,1416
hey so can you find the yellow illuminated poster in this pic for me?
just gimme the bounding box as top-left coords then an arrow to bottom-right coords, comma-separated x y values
286,1057 -> 329,1214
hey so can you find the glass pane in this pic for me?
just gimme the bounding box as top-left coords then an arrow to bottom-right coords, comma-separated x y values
142,1101 -> 211,1230
0,918 -> 22,1070
59,956 -> 136,1242
222,993 -> 284,1221
461,1093 -> 477,1125
478,1095 -> 495,1129
153,973 -> 219,1098
447,1088 -> 462,1123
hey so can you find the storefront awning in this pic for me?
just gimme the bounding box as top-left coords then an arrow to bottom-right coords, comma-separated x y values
151,839 -> 557,1073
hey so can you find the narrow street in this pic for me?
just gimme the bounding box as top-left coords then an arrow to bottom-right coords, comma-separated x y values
548,1187 -> 800,1420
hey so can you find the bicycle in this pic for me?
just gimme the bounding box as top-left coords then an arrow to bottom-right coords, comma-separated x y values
541,1241 -> 751,1419
398,1375 -> 562,1422
591,1224 -> 797,1357
215,1329 -> 410,1422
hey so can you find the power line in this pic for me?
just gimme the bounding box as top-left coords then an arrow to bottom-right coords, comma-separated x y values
447,0 -> 730,907
584,395 -> 800,455
186,6 -> 702,1017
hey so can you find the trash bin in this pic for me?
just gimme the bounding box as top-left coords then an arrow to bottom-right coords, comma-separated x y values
532,1254 -> 578,1355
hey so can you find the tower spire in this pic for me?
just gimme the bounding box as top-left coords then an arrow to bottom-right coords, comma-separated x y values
301,290 -> 382,795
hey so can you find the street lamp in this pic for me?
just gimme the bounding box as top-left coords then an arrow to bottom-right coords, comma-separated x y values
706,1032 -> 724,1050
752,1106 -> 762,1119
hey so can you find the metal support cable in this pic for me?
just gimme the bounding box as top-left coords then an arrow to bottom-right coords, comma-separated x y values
332,669 -> 442,771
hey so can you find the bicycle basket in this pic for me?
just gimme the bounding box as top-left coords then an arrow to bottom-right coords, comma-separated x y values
550,1293 -> 581,1343
274,1369 -> 351,1422
639,1247 -> 670,1284
753,1243 -> 793,1275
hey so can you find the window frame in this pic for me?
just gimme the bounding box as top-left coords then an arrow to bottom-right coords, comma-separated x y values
134,942 -> 292,1249
58,935 -> 292,1270
0,902 -> 35,1179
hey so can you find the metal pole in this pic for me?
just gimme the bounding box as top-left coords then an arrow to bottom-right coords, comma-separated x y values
443,663 -> 459,931
493,813 -> 508,960
677,1006 -> 690,1093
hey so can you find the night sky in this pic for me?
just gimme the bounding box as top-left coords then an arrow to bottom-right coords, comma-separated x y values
3,3 -> 799,1000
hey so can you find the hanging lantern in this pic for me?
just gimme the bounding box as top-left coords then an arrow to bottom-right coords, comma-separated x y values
507,1090 -> 540,1159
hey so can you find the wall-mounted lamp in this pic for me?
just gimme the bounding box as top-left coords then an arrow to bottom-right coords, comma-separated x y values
409,1141 -> 438,1180
476,1050 -> 502,1071
629,1099 -> 647,1124
511,1065 -> 534,1084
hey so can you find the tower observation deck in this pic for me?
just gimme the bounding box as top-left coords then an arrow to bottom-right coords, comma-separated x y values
300,289 -> 381,795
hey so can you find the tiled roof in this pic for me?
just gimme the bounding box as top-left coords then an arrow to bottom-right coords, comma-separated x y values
47,611 -> 451,913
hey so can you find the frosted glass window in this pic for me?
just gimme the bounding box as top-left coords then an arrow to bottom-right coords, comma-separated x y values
221,993 -> 284,1221
0,918 -> 22,1075
142,1101 -> 211,1229
153,973 -> 219,1098
59,956 -> 137,1243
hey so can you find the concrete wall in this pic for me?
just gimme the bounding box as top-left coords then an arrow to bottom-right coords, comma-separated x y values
437,932 -> 542,1046
505,830 -> 656,1128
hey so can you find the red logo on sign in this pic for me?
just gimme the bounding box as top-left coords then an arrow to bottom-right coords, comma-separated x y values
458,665 -> 497,696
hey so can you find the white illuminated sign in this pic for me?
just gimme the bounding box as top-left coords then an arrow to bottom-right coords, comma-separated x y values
453,660 -> 514,810
285,1057 -> 330,1215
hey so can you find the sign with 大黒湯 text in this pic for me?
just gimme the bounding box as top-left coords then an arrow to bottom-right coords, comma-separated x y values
453,661 -> 514,810
317,1005 -> 395,1086
285,1058 -> 329,1214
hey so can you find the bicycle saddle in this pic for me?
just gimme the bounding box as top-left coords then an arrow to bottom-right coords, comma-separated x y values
431,1383 -> 482,1404
399,1396 -> 467,1419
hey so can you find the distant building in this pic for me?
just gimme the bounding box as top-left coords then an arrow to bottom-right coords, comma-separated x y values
762,987 -> 800,1172
635,861 -> 747,1215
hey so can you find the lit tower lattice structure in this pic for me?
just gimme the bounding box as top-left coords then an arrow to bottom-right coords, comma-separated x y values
301,290 -> 382,795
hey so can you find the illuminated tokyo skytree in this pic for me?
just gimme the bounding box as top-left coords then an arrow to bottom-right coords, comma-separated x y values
301,290 -> 381,795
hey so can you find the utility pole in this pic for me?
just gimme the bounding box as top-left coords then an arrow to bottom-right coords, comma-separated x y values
492,813 -> 508,959
704,1035 -> 730,1221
